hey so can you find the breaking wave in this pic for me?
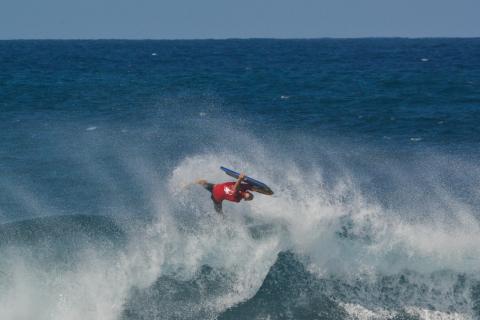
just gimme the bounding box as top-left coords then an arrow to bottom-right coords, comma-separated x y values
1,119 -> 479,320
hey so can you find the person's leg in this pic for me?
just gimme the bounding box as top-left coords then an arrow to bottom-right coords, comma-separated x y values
210,195 -> 223,214
197,180 -> 214,193
213,200 -> 223,214
204,183 -> 214,193
197,180 -> 222,214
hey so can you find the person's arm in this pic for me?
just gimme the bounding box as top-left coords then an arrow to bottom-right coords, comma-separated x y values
233,173 -> 246,192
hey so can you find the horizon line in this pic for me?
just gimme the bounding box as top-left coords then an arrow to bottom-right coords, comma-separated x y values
1,36 -> 480,41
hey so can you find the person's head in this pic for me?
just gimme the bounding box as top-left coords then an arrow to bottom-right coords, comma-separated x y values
242,191 -> 254,201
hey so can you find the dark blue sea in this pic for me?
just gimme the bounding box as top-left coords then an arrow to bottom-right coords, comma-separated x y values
1,39 -> 480,319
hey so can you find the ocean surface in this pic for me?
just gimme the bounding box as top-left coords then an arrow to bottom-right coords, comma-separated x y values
1,39 -> 480,320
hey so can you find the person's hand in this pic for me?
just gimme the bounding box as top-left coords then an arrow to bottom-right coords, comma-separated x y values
239,173 -> 246,180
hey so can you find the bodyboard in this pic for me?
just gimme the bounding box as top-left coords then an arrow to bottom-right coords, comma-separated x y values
220,166 -> 274,195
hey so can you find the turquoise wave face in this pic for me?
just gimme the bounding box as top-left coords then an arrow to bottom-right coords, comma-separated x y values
0,39 -> 479,319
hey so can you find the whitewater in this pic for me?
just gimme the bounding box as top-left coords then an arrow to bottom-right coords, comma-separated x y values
0,117 -> 478,319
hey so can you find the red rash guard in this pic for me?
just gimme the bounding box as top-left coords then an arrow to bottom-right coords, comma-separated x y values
212,182 -> 249,203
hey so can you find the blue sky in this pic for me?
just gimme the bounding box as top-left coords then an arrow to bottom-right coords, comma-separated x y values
1,0 -> 479,39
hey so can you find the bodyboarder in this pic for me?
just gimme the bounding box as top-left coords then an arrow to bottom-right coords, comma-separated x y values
195,173 -> 254,214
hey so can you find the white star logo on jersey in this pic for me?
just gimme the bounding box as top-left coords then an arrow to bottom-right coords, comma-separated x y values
224,186 -> 234,195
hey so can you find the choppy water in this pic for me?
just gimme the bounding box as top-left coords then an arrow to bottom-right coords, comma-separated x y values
1,39 -> 480,319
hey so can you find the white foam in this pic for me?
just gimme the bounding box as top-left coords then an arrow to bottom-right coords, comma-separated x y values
170,151 -> 480,275
2,125 -> 480,319
168,147 -> 480,316
341,303 -> 473,320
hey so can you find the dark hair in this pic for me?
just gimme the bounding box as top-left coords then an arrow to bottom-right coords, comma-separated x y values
244,192 -> 254,201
